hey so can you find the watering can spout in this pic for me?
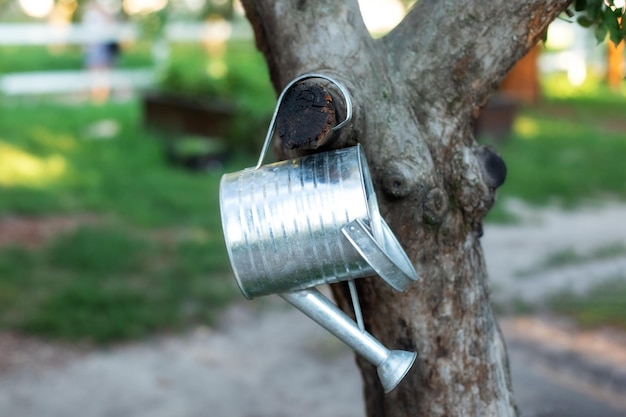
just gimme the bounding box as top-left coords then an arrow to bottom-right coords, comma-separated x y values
280,288 -> 416,393
377,350 -> 417,393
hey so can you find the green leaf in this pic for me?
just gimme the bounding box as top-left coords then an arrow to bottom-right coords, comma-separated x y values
577,16 -> 594,27
604,7 -> 625,45
594,24 -> 608,43
586,0 -> 604,20
608,25 -> 624,45
574,0 -> 587,12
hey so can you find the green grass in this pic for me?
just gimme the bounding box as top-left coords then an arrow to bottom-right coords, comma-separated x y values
0,98 -> 260,343
548,278 -> 626,330
485,76 -> 626,222
0,37 -> 275,343
0,226 -> 237,343
0,43 -> 153,74
499,110 -> 626,205
515,242 -> 626,277
0,99 -> 260,226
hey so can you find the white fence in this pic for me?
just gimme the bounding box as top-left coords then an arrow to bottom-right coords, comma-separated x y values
0,21 -> 251,96
0,69 -> 155,96
0,21 -> 252,45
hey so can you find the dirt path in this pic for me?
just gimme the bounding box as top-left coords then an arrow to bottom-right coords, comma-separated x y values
0,300 -> 365,417
483,200 -> 626,304
1,303 -> 625,417
1,202 -> 626,417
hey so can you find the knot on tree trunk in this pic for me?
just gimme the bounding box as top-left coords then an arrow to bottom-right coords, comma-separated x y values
475,145 -> 507,189
423,187 -> 449,225
381,159 -> 420,198
452,143 -> 506,226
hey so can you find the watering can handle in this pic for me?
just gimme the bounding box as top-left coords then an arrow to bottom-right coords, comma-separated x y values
342,218 -> 418,292
254,73 -> 353,170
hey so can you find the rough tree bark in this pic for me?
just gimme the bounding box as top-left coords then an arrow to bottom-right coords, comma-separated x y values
240,1 -> 570,416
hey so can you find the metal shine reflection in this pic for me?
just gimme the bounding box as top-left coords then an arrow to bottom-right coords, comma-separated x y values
220,146 -> 374,299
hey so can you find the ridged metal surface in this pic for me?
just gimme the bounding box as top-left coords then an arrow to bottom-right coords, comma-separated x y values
220,146 -> 378,298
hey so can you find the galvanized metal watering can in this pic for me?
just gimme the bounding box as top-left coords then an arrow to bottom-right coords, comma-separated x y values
219,74 -> 419,393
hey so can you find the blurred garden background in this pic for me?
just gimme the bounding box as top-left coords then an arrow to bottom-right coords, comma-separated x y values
0,0 -> 625,347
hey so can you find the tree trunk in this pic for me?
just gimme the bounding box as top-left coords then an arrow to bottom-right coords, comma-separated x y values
240,1 -> 569,416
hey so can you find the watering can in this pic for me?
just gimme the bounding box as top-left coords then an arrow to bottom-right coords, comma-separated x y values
219,74 -> 419,393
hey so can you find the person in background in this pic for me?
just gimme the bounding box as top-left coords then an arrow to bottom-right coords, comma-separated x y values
83,0 -> 119,103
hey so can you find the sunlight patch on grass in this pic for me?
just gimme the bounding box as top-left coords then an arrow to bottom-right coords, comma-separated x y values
0,142 -> 68,186
542,72 -> 602,98
513,116 -> 539,139
541,72 -> 626,100
31,127 -> 76,152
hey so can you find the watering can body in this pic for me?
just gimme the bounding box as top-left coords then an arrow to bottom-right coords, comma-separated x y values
220,145 -> 415,299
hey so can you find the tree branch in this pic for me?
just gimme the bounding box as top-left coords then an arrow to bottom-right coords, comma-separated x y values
385,0 -> 570,113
